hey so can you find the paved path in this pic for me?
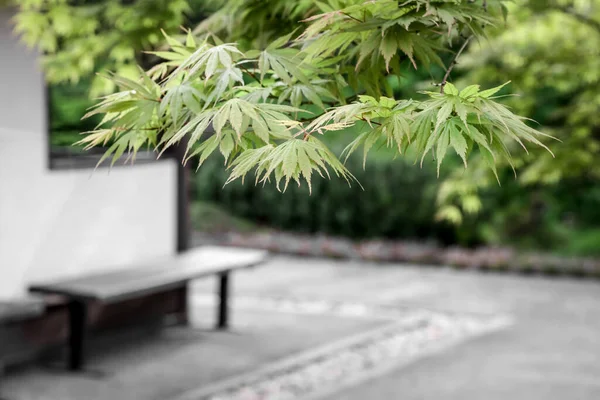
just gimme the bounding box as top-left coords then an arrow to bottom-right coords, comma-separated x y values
3,255 -> 600,399
192,256 -> 600,399
312,259 -> 600,400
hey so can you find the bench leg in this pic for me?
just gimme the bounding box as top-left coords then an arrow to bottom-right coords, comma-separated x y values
67,300 -> 87,371
0,362 -> 7,400
217,272 -> 230,330
174,284 -> 189,326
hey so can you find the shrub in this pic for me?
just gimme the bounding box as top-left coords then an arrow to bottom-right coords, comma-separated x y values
193,150 -> 458,244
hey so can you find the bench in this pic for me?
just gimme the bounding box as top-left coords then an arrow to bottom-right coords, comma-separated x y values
0,300 -> 44,325
0,298 -> 44,400
28,246 -> 268,372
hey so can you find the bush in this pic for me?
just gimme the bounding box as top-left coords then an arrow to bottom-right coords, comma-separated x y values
192,147 -> 600,258
49,80 -> 102,150
462,177 -> 600,255
193,149 -> 458,244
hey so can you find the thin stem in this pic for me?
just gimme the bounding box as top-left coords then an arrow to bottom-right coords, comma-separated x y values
296,114 -> 382,141
360,117 -> 382,126
440,36 -> 472,94
239,64 -> 264,87
341,12 -> 363,23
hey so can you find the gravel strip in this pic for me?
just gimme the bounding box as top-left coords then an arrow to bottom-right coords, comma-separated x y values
194,231 -> 600,278
178,295 -> 511,400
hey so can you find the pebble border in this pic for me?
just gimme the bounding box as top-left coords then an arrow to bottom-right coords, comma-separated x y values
194,231 -> 600,278
177,296 -> 510,400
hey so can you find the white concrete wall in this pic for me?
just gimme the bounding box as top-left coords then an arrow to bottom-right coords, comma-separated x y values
0,9 -> 177,297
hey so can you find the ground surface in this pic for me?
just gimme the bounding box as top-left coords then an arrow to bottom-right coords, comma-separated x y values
2,254 -> 600,400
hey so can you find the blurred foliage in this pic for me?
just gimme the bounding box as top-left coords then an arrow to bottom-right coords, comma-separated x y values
193,148 -> 600,256
462,0 -> 599,185
436,0 -> 600,254
455,174 -> 600,255
49,80 -> 100,149
25,0 -> 598,256
190,201 -> 258,234
10,0 -> 213,96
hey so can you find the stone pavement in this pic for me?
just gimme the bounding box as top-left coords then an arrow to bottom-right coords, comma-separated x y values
2,255 -> 600,399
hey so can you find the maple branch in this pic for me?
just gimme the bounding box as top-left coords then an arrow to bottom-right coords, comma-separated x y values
360,117 -> 382,126
239,64 -> 264,87
341,12 -> 363,23
440,36 -> 472,94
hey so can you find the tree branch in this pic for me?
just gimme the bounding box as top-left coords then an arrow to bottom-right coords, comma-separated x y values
239,64 -> 264,87
440,36 -> 472,94
360,117 -> 382,126
341,12 -> 363,23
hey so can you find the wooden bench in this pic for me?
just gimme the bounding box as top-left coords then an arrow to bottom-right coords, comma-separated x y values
0,298 -> 44,400
28,246 -> 268,372
0,300 -> 44,325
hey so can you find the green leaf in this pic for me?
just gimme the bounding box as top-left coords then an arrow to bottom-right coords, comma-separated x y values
380,33 -> 397,71
266,31 -> 296,50
297,148 -> 313,193
459,85 -> 480,99
454,101 -> 468,126
436,126 -> 450,176
219,132 -> 235,163
197,135 -> 220,167
449,125 -> 468,167
479,144 -> 499,184
229,102 -> 243,136
185,30 -> 196,48
478,81 -> 511,99
161,29 -> 183,48
378,96 -> 397,109
300,85 -> 325,109
358,95 -> 378,106
435,101 -> 453,133
444,82 -> 459,96
149,51 -> 185,61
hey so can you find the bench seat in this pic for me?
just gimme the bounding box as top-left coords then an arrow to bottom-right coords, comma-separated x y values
1,298 -> 44,399
0,299 -> 44,324
28,246 -> 268,371
29,246 -> 267,303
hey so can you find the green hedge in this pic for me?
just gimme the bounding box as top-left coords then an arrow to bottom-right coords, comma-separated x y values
193,150 -> 458,244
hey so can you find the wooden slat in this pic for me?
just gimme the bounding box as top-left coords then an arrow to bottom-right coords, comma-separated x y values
29,246 -> 268,303
0,298 -> 44,323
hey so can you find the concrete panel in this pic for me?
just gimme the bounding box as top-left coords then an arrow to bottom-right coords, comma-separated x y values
0,9 -> 177,297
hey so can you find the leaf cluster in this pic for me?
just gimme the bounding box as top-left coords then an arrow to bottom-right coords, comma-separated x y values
66,0 -> 554,192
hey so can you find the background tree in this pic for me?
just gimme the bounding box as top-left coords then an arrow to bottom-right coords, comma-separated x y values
9,0 -> 211,95
15,0 -> 594,254
434,0 -> 600,253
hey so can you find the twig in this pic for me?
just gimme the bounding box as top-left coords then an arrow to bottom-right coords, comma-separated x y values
296,114 -> 382,142
341,12 -> 363,23
440,36 -> 472,94
239,64 -> 264,87
360,117 -> 382,126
